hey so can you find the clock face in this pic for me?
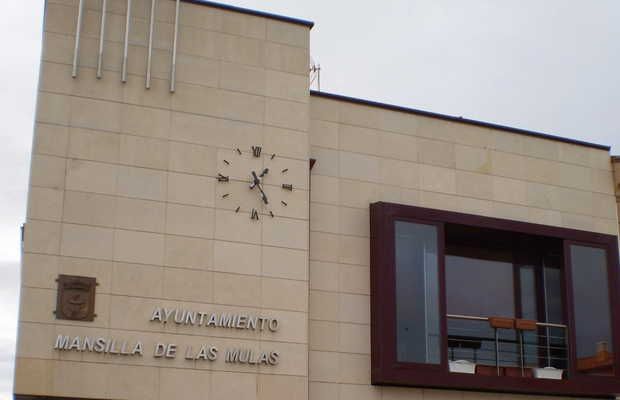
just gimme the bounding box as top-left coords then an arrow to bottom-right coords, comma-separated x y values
216,146 -> 294,220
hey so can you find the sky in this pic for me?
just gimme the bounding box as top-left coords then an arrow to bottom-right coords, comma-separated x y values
0,0 -> 619,398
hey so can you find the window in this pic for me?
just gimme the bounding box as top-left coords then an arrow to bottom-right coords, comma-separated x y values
395,221 -> 441,364
569,244 -> 614,376
370,202 -> 620,397
443,226 -> 567,373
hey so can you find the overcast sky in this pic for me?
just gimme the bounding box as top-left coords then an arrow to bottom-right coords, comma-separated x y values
0,0 -> 619,398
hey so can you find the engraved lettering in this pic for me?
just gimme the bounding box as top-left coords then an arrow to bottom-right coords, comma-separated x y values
268,351 -> 280,365
54,335 -> 70,350
185,311 -> 197,325
225,348 -> 239,363
150,307 -> 163,322
82,336 -> 94,352
132,342 -> 143,356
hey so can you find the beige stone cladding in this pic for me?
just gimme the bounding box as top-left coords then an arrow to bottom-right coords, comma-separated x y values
308,94 -> 618,400
17,0 -> 311,399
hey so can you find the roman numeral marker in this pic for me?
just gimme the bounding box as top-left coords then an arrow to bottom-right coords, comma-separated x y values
281,201 -> 288,207
251,146 -> 262,157
282,184 -> 293,191
250,208 -> 259,220
217,174 -> 229,182
222,193 -> 229,198
223,159 -> 230,165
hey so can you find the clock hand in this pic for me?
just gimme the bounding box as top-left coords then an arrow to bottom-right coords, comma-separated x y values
250,171 -> 268,204
250,171 -> 260,189
259,168 -> 269,178
256,183 -> 269,204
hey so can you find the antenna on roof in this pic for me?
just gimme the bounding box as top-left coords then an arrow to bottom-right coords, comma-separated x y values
309,57 -> 321,91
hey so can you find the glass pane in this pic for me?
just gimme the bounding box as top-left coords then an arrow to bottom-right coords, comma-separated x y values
445,252 -> 516,367
520,266 -> 538,321
570,245 -> 614,376
542,261 -> 567,369
395,221 -> 441,364
543,261 -> 564,325
446,255 -> 514,318
520,266 -> 539,366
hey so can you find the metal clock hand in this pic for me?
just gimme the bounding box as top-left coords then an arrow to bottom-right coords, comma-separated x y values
250,171 -> 260,189
250,171 -> 269,204
256,183 -> 269,204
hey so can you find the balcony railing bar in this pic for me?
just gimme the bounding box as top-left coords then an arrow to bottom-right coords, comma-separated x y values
448,352 -> 569,361
447,314 -> 567,329
450,356 -> 569,363
448,332 -> 567,347
447,314 -> 568,377
450,338 -> 567,352
447,329 -> 566,342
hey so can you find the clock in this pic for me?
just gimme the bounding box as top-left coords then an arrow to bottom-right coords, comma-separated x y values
216,146 -> 294,220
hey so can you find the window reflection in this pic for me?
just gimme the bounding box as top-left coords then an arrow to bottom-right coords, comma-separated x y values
395,221 -> 441,364
446,254 -> 515,318
543,256 -> 566,370
570,245 -> 614,376
444,224 -> 567,372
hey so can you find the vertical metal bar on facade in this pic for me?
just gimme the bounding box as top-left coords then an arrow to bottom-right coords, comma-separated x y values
96,0 -> 108,79
563,326 -> 569,373
519,331 -> 525,376
423,243 -> 429,362
545,326 -> 552,366
169,0 -> 180,93
71,0 -> 85,78
121,0 -> 132,83
495,328 -> 500,376
145,0 -> 157,89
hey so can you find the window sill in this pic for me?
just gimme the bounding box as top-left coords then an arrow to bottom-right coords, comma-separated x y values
372,367 -> 620,397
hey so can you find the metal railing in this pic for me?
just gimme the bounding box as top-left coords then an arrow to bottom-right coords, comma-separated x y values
447,314 -> 568,377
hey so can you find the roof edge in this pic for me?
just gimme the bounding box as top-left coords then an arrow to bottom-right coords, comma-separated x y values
612,156 -> 620,162
310,90 -> 611,151
182,0 -> 314,28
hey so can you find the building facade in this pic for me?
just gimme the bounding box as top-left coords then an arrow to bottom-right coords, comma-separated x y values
14,0 -> 620,399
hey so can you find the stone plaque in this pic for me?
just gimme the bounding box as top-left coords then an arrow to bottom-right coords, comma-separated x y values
55,275 -> 97,321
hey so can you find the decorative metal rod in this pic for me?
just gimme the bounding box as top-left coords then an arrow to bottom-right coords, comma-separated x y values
96,0 -> 108,79
169,0 -> 180,93
71,0 -> 85,78
494,328 -> 500,376
145,0 -> 157,89
121,0 -> 132,83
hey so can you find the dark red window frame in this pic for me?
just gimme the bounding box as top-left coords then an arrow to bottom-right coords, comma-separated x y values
370,202 -> 620,397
